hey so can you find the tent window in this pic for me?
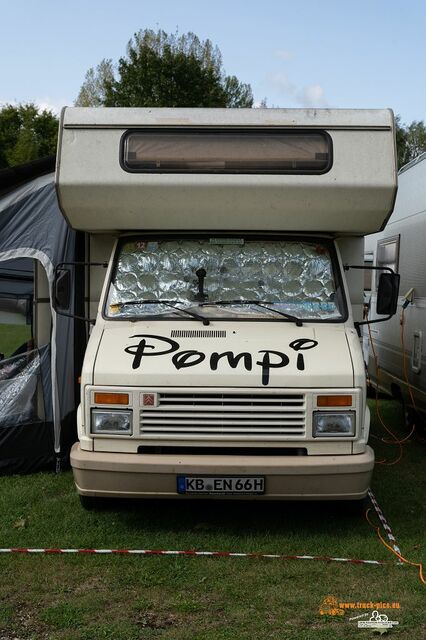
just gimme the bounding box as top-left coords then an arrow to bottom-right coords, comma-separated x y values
0,348 -> 44,428
376,235 -> 400,288
0,259 -> 43,431
121,128 -> 332,174
0,258 -> 34,360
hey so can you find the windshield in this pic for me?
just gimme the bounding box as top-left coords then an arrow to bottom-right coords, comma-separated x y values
105,237 -> 344,321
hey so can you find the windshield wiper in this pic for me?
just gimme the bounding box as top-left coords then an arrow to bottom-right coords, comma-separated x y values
201,300 -> 302,327
112,299 -> 210,326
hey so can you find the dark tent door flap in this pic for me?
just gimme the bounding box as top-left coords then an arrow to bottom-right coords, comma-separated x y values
0,170 -> 80,475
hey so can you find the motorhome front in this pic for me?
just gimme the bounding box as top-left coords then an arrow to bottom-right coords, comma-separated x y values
56,108 -> 398,505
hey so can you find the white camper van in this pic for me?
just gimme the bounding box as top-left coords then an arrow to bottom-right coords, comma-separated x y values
55,108 -> 398,505
365,152 -> 426,413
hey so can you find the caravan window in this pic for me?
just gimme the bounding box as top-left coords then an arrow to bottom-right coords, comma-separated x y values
363,253 -> 374,292
121,129 -> 332,174
376,235 -> 400,287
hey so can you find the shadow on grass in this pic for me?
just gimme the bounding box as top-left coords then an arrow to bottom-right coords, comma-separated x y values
86,496 -> 367,538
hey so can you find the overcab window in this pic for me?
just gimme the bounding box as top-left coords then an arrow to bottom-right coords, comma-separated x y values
121,128 -> 332,174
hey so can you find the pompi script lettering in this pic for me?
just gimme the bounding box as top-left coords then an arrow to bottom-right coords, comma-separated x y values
124,334 -> 318,386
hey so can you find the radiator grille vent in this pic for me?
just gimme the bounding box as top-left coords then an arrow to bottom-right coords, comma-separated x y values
140,391 -> 306,440
171,329 -> 227,338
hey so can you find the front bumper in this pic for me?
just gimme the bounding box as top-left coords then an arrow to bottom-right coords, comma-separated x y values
71,443 -> 374,501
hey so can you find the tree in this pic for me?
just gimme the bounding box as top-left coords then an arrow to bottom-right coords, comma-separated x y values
395,115 -> 408,169
75,59 -> 115,107
0,103 -> 58,169
404,120 -> 426,163
75,29 -> 253,108
395,115 -> 426,169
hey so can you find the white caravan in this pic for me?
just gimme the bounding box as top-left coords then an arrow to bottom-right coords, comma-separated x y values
365,152 -> 426,412
55,107 -> 398,505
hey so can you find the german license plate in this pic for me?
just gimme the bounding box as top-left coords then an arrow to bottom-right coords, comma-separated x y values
177,476 -> 265,495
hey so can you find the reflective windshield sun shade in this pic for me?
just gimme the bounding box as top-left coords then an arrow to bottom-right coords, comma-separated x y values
121,129 -> 332,174
106,239 -> 343,321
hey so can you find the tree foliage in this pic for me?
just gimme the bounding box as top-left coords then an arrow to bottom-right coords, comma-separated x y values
75,59 -> 115,107
75,29 -> 253,108
395,115 -> 426,168
0,103 -> 58,169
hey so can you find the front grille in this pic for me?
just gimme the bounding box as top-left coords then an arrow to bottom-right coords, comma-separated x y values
140,391 -> 306,440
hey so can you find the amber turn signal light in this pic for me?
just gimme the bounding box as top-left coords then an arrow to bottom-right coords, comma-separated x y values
94,392 -> 129,405
317,395 -> 352,407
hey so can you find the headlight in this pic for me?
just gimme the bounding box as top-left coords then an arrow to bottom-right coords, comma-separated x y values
313,412 -> 355,437
91,409 -> 132,435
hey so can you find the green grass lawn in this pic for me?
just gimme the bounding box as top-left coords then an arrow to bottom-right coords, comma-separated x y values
0,323 -> 32,358
0,399 -> 424,639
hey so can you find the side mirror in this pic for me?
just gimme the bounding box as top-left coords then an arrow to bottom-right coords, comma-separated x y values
52,261 -> 107,325
54,268 -> 71,311
377,272 -> 400,316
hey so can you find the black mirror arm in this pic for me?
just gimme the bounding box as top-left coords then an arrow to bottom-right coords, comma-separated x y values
354,314 -> 393,331
54,261 -> 108,273
343,264 -> 396,276
53,308 -> 97,326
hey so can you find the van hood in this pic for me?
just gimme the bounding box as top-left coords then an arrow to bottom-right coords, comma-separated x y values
93,321 -> 354,388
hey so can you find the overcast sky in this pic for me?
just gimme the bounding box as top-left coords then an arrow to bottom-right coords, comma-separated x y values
1,0 -> 424,124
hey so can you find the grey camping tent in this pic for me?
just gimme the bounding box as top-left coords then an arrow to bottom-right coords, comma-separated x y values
0,157 -> 83,474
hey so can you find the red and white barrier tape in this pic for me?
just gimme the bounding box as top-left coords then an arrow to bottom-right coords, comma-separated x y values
367,489 -> 403,562
0,547 -> 389,565
0,491 -> 401,568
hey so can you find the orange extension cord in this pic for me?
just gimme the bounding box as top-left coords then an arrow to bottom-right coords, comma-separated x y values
367,318 -> 408,464
365,300 -> 426,461
365,306 -> 425,585
398,307 -> 426,444
365,508 -> 425,585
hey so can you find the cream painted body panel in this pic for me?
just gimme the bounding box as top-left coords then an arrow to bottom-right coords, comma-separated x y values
57,108 -> 396,234
71,443 -> 374,500
365,154 -> 426,410
92,321 -> 354,389
75,237 -> 369,461
80,383 -> 363,453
